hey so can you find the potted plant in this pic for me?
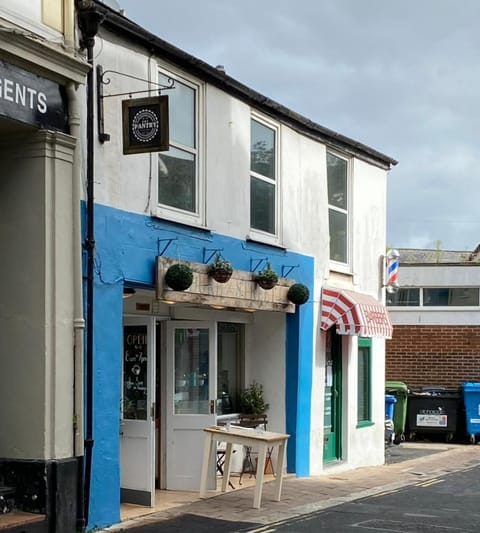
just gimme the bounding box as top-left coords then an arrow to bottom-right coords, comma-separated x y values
287,283 -> 310,305
207,253 -> 233,283
164,263 -> 194,291
254,262 -> 278,290
239,381 -> 269,416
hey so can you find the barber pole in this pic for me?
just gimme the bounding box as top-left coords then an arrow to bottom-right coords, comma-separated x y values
385,249 -> 399,293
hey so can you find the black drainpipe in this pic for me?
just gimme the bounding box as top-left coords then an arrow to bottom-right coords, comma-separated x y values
77,1 -> 104,529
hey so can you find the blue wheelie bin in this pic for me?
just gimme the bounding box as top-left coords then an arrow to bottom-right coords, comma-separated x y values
462,382 -> 480,444
384,394 -> 397,445
385,394 -> 397,420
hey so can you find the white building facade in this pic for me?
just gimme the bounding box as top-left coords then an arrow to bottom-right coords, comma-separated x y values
81,4 -> 396,530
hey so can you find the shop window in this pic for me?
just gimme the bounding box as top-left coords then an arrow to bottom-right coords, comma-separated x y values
357,338 -> 372,426
250,116 -> 279,243
327,151 -> 350,265
157,70 -> 203,225
217,322 -> 244,415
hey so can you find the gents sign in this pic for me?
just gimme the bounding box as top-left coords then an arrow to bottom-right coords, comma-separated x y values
0,60 -> 68,132
122,96 -> 169,155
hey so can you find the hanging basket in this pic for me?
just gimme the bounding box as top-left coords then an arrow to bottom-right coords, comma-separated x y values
287,283 -> 310,305
254,262 -> 278,290
256,277 -> 278,290
164,264 -> 194,291
209,268 -> 233,283
207,253 -> 233,283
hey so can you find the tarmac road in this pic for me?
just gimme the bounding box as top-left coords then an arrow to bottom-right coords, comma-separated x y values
249,463 -> 480,533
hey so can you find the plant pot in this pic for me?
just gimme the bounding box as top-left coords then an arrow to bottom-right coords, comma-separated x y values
209,269 -> 232,283
256,278 -> 277,290
164,263 -> 194,291
287,283 -> 310,305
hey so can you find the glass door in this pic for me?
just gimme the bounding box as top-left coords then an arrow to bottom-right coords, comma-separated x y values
120,317 -> 156,506
165,321 -> 217,490
323,328 -> 342,463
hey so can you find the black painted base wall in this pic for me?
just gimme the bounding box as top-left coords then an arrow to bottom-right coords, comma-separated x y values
0,456 -> 81,533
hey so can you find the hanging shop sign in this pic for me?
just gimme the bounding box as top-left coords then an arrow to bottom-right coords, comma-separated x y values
0,59 -> 68,132
122,96 -> 169,155
156,257 -> 296,313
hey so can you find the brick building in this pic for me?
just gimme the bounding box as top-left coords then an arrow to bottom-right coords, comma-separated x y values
386,247 -> 480,389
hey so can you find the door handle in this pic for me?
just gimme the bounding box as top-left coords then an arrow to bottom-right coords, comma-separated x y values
209,399 -> 216,414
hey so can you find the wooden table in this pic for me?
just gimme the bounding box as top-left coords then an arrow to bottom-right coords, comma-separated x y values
199,425 -> 289,509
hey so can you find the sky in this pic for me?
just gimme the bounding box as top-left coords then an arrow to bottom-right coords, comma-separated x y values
116,0 -> 480,252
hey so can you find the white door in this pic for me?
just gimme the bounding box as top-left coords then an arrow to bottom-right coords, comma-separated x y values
166,321 -> 217,490
120,317 -> 156,506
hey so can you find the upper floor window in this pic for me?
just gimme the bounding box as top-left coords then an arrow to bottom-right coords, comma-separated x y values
386,288 -> 420,306
157,71 -> 201,222
250,117 -> 277,238
424,287 -> 479,306
387,287 -> 479,307
327,152 -> 349,264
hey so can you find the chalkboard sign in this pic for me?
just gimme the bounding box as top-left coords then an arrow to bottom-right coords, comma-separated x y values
123,325 -> 148,420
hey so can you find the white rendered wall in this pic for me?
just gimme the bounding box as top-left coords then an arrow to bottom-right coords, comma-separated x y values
95,29 -> 390,477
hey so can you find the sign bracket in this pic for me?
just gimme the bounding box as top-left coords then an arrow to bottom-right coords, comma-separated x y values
96,65 -> 175,143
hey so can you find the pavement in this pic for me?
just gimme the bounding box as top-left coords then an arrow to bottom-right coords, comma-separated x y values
102,441 -> 480,532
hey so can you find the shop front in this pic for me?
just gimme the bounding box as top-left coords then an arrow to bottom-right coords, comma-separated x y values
88,208 -> 314,529
0,43 -> 88,532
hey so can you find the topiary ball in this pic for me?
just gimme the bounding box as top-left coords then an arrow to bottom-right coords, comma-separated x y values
165,264 -> 194,291
287,283 -> 309,305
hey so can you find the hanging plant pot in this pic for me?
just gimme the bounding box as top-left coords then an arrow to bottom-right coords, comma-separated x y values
256,278 -> 277,290
209,269 -> 233,283
287,283 -> 310,305
207,253 -> 233,283
164,264 -> 194,291
254,262 -> 278,290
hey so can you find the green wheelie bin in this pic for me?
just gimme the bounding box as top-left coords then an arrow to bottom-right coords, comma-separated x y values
385,381 -> 408,444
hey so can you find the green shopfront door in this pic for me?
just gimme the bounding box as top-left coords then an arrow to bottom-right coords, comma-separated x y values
323,328 -> 342,463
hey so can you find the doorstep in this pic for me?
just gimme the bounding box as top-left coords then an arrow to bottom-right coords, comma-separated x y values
0,511 -> 46,532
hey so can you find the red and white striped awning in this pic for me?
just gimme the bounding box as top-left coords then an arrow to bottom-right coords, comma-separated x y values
320,287 -> 393,339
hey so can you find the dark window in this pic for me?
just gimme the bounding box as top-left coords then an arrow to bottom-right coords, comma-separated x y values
357,338 -> 371,424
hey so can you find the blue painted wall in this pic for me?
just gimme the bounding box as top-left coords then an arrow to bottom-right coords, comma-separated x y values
85,202 -> 314,530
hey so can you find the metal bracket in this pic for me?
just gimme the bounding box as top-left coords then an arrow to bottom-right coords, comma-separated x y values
203,248 -> 223,264
250,257 -> 268,273
96,65 -> 175,143
282,264 -> 299,277
157,238 -> 177,257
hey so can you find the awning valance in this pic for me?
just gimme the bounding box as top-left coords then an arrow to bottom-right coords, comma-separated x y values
320,287 -> 393,339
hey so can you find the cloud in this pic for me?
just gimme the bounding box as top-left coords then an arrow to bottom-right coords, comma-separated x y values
119,0 -> 480,251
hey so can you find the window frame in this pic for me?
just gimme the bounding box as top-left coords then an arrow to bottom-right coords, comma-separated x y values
249,113 -> 281,246
387,286 -> 480,308
357,337 -> 373,427
154,67 -> 205,227
327,150 -> 352,272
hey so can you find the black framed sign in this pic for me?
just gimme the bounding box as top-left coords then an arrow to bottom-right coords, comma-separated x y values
0,59 -> 68,132
122,95 -> 169,155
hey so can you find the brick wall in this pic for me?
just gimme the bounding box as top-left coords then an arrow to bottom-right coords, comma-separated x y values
385,325 -> 480,389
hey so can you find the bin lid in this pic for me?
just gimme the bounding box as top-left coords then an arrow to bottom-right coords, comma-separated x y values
463,382 -> 480,392
409,387 -> 460,398
385,381 -> 408,392
385,394 -> 397,403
